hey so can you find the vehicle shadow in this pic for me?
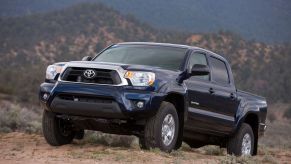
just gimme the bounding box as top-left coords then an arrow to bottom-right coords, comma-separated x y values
72,131 -> 138,149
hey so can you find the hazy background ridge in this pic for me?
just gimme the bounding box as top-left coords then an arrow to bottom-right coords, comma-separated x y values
1,0 -> 291,43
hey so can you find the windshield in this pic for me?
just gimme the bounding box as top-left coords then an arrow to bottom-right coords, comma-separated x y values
94,45 -> 187,71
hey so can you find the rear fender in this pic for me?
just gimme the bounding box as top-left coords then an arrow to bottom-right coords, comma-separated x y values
234,101 -> 260,135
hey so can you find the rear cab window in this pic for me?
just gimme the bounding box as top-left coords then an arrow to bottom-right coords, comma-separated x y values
209,56 -> 230,85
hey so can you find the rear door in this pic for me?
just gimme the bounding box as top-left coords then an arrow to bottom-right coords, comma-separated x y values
207,56 -> 239,133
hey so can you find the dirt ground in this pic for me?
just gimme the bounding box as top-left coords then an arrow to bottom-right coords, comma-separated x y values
0,132 -> 290,164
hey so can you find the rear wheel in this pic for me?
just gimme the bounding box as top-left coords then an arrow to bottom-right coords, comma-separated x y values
227,123 -> 254,156
142,101 -> 179,152
42,110 -> 75,146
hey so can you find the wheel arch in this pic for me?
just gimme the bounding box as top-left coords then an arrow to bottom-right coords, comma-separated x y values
164,92 -> 188,123
236,111 -> 259,155
163,92 -> 188,149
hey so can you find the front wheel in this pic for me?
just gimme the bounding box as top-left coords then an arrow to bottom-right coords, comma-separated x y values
42,110 -> 75,146
227,123 -> 254,156
142,101 -> 179,152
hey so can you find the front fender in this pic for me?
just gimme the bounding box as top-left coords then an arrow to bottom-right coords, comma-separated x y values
157,81 -> 188,122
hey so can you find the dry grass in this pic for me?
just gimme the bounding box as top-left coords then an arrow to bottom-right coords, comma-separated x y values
259,120 -> 291,149
0,101 -> 41,133
259,103 -> 291,149
1,132 -> 290,164
220,155 -> 259,164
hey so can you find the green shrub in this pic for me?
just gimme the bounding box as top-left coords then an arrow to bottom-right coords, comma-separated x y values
80,131 -> 138,148
179,142 -> 192,152
203,145 -> 224,156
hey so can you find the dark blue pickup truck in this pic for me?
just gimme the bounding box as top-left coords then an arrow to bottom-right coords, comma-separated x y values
39,42 -> 267,155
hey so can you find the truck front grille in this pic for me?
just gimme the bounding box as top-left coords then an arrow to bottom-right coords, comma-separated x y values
61,67 -> 122,85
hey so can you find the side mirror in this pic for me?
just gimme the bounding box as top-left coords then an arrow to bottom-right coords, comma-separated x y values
191,64 -> 210,76
82,56 -> 92,61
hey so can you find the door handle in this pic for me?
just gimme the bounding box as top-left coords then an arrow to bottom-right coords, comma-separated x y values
209,88 -> 215,94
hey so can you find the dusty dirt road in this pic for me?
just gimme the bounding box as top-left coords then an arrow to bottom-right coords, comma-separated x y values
0,132 -> 290,164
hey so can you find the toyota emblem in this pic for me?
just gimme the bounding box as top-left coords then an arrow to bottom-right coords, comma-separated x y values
83,69 -> 96,79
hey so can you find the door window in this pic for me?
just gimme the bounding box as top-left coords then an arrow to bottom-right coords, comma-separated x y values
209,57 -> 230,85
189,52 -> 209,80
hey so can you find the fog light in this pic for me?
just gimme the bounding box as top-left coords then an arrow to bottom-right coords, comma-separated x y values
43,93 -> 49,100
136,101 -> 144,109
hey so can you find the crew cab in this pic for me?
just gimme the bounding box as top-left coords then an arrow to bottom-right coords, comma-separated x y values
39,42 -> 267,155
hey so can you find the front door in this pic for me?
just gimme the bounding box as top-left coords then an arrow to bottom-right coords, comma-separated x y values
184,51 -> 218,134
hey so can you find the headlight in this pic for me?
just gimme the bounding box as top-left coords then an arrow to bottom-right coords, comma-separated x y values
124,71 -> 155,86
46,65 -> 63,80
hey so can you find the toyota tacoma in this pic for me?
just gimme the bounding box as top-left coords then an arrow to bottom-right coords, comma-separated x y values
39,42 -> 267,155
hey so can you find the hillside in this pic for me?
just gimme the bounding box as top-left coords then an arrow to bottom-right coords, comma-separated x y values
1,0 -> 291,43
0,3 -> 187,102
0,3 -> 291,104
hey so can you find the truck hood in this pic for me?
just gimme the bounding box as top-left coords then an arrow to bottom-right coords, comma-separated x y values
63,61 -> 179,74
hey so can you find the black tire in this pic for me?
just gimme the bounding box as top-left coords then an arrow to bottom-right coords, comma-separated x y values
42,110 -> 75,146
74,129 -> 85,140
143,101 -> 179,152
227,123 -> 254,156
